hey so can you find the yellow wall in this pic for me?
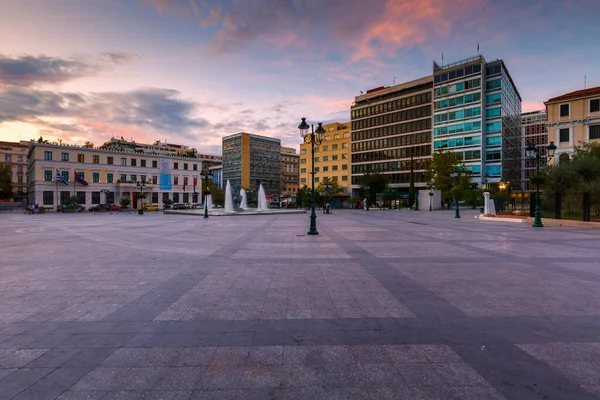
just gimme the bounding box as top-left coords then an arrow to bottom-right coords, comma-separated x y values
299,122 -> 351,195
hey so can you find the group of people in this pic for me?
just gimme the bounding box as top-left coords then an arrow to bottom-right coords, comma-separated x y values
322,203 -> 332,214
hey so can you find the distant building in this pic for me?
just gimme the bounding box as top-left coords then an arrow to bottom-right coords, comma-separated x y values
27,141 -> 221,210
545,86 -> 600,162
280,146 -> 299,202
0,140 -> 30,202
521,111 -> 548,191
222,132 -> 281,200
351,77 -> 433,197
209,164 -> 222,189
433,55 -> 522,188
300,122 -> 351,205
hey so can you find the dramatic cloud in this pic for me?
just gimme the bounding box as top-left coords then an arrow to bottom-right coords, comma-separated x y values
0,52 -> 139,87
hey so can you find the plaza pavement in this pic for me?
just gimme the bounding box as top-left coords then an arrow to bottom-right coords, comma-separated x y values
1,208 -> 600,400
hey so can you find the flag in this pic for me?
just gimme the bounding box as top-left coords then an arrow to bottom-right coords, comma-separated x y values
74,172 -> 89,186
56,169 -> 68,185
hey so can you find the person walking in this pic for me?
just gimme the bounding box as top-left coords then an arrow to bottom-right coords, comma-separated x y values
326,202 -> 330,214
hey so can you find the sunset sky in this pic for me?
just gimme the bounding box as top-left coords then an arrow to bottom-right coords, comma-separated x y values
1,0 -> 599,155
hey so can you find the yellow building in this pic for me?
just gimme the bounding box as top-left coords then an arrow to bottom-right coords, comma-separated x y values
545,86 -> 600,162
280,146 -> 299,202
27,141 -> 221,210
0,140 -> 29,202
299,122 -> 351,206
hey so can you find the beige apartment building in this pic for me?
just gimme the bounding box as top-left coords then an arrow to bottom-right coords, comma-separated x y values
27,141 -> 221,210
280,146 -> 299,202
545,86 -> 600,162
0,140 -> 30,202
299,122 -> 351,206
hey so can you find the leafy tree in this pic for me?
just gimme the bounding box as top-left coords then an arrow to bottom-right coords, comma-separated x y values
99,141 -> 111,149
317,178 -> 345,203
358,170 -> 389,204
542,163 -> 578,195
120,198 -> 131,208
205,180 -> 224,206
296,185 -> 311,207
424,148 -> 465,201
37,136 -> 49,143
83,141 -> 94,148
347,197 -> 360,209
0,165 -> 13,200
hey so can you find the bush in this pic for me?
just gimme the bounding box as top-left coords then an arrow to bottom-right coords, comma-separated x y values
120,198 -> 131,208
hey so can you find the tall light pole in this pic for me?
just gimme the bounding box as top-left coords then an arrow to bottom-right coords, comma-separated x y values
526,141 -> 557,228
298,118 -> 325,235
201,169 -> 213,219
136,181 -> 145,215
450,169 -> 460,219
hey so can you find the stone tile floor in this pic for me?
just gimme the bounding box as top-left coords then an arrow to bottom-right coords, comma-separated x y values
1,209 -> 600,399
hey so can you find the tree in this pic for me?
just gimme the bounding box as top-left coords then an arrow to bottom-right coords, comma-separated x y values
36,136 -> 49,144
205,180 -> 224,206
317,178 -> 345,203
83,141 -> 94,148
347,197 -> 360,209
0,165 -> 13,200
424,148 -> 462,201
296,185 -> 311,208
358,170 -> 389,205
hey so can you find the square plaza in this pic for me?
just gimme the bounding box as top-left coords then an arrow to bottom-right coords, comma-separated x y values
1,210 -> 600,399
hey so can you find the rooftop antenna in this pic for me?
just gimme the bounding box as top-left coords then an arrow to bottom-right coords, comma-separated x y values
477,41 -> 480,55
393,77 -> 396,85
360,91 -> 364,95
584,74 -> 587,89
441,52 -> 444,67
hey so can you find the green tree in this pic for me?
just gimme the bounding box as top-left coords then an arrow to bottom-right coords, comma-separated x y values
296,185 -> 311,207
317,178 -> 345,203
358,170 -> 389,205
542,163 -> 578,195
424,148 -> 462,202
205,180 -> 224,206
0,165 -> 13,200
83,141 -> 94,148
36,136 -> 49,143
347,197 -> 360,209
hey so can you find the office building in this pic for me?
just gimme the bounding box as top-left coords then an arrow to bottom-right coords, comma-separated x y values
350,78 -> 433,197
433,55 -> 522,188
222,132 -> 281,200
299,122 -> 352,205
27,141 -> 221,210
521,111 -> 548,191
280,146 -> 299,202
0,140 -> 29,202
545,86 -> 600,162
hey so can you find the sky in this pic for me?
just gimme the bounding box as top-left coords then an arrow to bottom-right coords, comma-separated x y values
0,0 -> 599,155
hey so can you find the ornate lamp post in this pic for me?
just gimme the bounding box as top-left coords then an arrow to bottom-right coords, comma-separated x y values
526,141 -> 557,228
136,181 -> 145,215
298,118 -> 325,235
450,170 -> 460,219
200,169 -> 214,219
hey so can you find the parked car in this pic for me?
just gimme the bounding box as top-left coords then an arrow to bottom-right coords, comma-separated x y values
146,205 -> 160,211
191,203 -> 203,209
172,203 -> 188,210
108,204 -> 121,211
76,204 -> 86,212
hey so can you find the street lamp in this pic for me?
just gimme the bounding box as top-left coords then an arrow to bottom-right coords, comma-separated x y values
526,141 -> 557,228
298,117 -> 325,235
428,182 -> 434,211
200,169 -> 214,219
136,181 -> 145,215
450,169 -> 460,219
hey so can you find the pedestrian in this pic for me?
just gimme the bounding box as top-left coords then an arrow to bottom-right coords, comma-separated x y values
326,203 -> 330,214
323,204 -> 326,214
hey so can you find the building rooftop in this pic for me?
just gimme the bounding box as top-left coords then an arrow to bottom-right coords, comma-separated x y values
546,86 -> 600,104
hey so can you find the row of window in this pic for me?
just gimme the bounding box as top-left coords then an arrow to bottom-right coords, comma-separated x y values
435,78 -> 481,98
300,164 -> 348,173
42,191 -> 205,206
352,145 -> 431,163
560,100 -> 600,118
433,121 -> 482,137
352,159 -> 427,174
434,107 -> 481,125
434,92 -> 481,111
351,171 -> 427,185
433,136 -> 482,149
351,105 -> 431,131
352,132 -> 431,153
352,118 -> 432,142
351,92 -> 432,119
44,170 -> 201,186
300,175 -> 349,184
42,151 -> 200,170
434,63 -> 482,84
3,155 -> 24,162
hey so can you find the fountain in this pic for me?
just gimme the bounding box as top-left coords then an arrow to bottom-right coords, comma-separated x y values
224,180 -> 234,212
239,189 -> 247,209
257,184 -> 268,211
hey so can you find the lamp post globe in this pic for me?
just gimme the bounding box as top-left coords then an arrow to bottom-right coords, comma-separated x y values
299,118 -> 324,235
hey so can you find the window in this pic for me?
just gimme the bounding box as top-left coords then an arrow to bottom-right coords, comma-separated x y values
44,151 -> 52,160
486,150 -> 501,161
323,156 -> 329,162
323,146 -> 328,151
131,175 -> 137,182
342,143 -> 348,148
107,173 -> 113,183
174,176 -> 179,185
559,128 -> 570,143
93,155 -> 99,164
342,154 -> 348,159
342,175 -> 348,181
92,173 -> 99,183
76,191 -> 85,204
173,193 -> 180,203
315,167 -> 320,172
62,171 -> 69,181
43,191 -> 54,205
174,162 -> 179,169
184,177 -> 189,186
131,159 -> 137,167
193,164 -> 198,171
300,149 -> 306,154
162,192 -> 170,202
152,176 -> 157,184
107,156 -> 113,165
323,166 -> 329,172
141,159 -> 146,167
314,177 -> 320,183
92,192 -> 100,204
301,178 -> 307,183
152,160 -> 158,168
332,165 -> 338,171
342,164 -> 348,170
332,155 -> 338,161
120,174 -> 126,182
314,157 -> 320,162
152,193 -> 158,203
77,154 -> 84,163
301,168 -> 306,173
121,158 -> 127,166
486,108 -> 501,118
183,193 -> 189,203
17,156 -> 23,162
591,99 -> 600,113
44,170 -> 52,181
560,104 -> 569,117
332,144 -> 338,150
141,175 -> 146,183
300,159 -> 306,164
590,125 -> 600,140
183,163 -> 188,170
61,152 -> 69,161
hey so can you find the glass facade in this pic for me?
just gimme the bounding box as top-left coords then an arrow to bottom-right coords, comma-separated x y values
432,55 -> 522,185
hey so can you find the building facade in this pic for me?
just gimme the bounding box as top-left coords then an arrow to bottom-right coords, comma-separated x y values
350,77 -> 433,197
545,86 -> 600,163
299,122 -> 352,201
0,140 -> 29,202
521,111 -> 548,191
280,146 -> 299,201
433,55 -> 522,188
27,142 -> 221,210
222,132 -> 281,200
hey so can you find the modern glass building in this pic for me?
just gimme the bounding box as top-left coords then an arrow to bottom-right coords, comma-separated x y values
433,55 -> 522,188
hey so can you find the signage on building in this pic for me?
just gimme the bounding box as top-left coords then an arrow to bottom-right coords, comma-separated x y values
159,159 -> 172,190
